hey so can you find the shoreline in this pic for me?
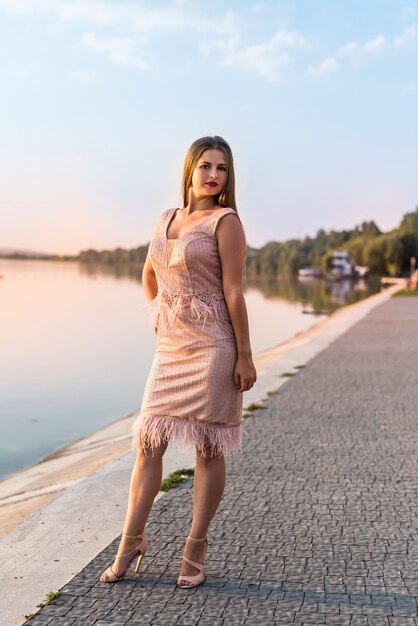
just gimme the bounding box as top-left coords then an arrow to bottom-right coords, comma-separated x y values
0,285 -> 399,537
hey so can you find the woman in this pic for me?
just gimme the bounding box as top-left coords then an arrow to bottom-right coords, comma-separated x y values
100,135 -> 257,588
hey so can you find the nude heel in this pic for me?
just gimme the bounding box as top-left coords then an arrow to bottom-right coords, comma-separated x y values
100,531 -> 148,583
177,535 -> 208,589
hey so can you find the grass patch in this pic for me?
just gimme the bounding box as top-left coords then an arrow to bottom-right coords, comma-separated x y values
37,591 -> 62,609
244,402 -> 265,412
24,591 -> 63,622
294,364 -> 307,369
160,468 -> 194,492
281,372 -> 296,377
267,389 -> 280,396
393,289 -> 418,297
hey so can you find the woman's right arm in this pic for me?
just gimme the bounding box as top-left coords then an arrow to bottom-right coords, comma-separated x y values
142,212 -> 165,303
142,254 -> 158,303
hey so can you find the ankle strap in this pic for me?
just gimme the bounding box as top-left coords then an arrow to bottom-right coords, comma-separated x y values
122,531 -> 144,539
187,535 -> 207,543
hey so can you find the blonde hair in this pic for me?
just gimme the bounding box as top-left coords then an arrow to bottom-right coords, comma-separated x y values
181,136 -> 238,214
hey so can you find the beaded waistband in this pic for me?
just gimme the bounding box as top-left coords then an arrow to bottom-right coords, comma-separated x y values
157,289 -> 225,307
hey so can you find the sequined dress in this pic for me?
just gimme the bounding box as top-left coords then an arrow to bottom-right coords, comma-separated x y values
131,207 -> 244,455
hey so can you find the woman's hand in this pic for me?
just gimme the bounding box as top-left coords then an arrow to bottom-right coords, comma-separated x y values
234,356 -> 257,392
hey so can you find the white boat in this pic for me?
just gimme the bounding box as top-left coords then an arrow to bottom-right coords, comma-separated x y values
355,265 -> 369,278
326,252 -> 368,280
297,266 -> 322,278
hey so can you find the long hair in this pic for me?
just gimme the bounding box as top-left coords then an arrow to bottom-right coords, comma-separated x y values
181,136 -> 238,214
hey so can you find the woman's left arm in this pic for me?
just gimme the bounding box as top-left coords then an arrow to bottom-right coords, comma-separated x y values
217,214 -> 257,392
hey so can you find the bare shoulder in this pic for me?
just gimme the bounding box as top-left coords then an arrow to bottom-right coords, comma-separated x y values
215,209 -> 244,242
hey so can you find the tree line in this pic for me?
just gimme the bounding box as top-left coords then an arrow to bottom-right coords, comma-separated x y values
245,207 -> 418,277
73,206 -> 418,277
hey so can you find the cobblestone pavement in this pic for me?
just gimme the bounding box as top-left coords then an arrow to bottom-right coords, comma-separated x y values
25,297 -> 418,626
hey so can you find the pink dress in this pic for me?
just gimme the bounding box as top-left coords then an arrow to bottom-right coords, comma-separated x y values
131,207 -> 244,455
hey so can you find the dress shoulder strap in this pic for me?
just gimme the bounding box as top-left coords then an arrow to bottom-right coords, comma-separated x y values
161,208 -> 178,228
206,207 -> 242,235
151,208 -> 176,240
163,207 -> 177,221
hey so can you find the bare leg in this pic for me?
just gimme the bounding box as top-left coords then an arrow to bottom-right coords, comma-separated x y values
177,447 -> 226,586
100,435 -> 168,581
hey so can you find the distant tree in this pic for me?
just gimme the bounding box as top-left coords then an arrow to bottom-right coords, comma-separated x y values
363,239 -> 387,274
398,207 -> 418,237
79,249 -> 101,263
358,220 -> 382,238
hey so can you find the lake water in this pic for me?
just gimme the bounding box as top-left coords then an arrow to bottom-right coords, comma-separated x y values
0,259 -> 382,479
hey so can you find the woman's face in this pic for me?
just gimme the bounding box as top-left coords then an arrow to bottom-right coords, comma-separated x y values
191,148 -> 228,200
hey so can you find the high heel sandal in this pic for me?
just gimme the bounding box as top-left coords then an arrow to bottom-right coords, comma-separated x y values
100,531 -> 148,583
177,535 -> 208,589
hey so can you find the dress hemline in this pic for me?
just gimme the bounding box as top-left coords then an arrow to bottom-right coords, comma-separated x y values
131,412 -> 244,457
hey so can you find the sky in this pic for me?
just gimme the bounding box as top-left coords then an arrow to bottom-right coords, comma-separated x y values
1,0 -> 417,255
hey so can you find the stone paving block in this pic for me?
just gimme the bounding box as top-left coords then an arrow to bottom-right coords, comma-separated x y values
350,618 -> 368,626
175,618 -> 198,626
297,611 -> 326,623
349,594 -> 372,606
94,617 -> 131,626
22,616 -> 53,626
366,618 -> 390,626
394,597 -> 418,609
32,605 -> 70,618
324,616 -> 352,625
361,604 -> 392,617
274,610 -> 297,622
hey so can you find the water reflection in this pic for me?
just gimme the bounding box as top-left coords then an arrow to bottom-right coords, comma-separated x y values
78,262 -> 142,282
78,261 -> 382,312
247,273 -> 381,312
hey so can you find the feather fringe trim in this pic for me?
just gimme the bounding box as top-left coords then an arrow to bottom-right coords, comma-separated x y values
131,412 -> 244,457
150,290 -> 227,331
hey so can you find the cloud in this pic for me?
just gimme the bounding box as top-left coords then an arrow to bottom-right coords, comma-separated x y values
252,2 -> 265,14
202,29 -> 311,82
0,0 -> 241,73
393,24 -> 418,48
339,34 -> 386,60
309,33 -> 385,80
0,0 -> 238,35
308,57 -> 339,78
398,5 -> 417,22
391,81 -> 417,92
365,34 -> 386,52
15,69 -> 32,79
403,81 -> 417,92
68,67 -> 97,82
81,33 -> 148,70
0,1 -> 308,83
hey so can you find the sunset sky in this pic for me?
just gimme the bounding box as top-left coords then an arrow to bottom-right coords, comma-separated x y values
1,0 -> 417,254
